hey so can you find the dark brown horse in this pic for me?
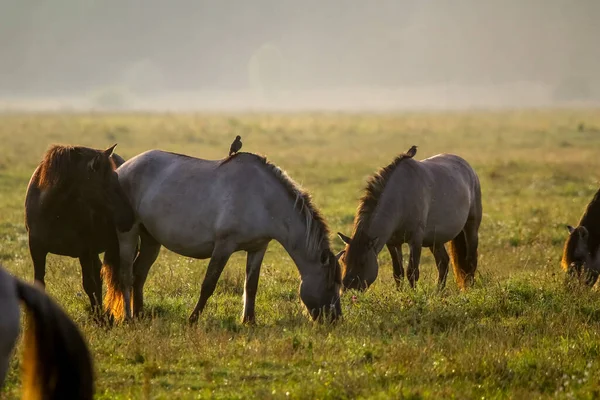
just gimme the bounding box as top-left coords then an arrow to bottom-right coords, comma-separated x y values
0,266 -> 94,399
25,144 -> 134,314
562,188 -> 600,286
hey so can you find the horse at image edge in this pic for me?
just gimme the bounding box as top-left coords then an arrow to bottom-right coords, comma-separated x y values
0,266 -> 94,399
562,187 -> 600,286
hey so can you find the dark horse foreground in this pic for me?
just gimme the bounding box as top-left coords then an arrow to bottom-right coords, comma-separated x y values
338,149 -> 482,291
0,266 -> 94,399
562,187 -> 600,286
25,144 -> 134,314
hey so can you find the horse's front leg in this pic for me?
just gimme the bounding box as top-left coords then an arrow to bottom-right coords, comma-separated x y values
116,225 -> 139,321
79,253 -> 103,317
189,241 -> 234,324
242,244 -> 268,324
132,228 -> 161,318
29,238 -> 47,287
387,243 -> 404,288
407,239 -> 423,289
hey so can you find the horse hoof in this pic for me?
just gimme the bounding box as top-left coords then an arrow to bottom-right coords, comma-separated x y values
188,314 -> 199,325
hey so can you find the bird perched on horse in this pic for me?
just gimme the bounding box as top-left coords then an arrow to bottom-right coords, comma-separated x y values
406,145 -> 418,158
229,135 -> 242,156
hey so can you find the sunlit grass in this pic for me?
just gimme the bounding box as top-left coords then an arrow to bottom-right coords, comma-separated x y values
2,110 -> 600,398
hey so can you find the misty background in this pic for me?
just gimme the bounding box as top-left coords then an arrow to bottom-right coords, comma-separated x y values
1,0 -> 599,111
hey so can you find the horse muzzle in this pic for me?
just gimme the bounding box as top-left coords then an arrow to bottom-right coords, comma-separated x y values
309,301 -> 342,323
342,276 -> 370,292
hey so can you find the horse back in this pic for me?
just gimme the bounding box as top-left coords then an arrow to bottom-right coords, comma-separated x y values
421,154 -> 481,206
393,154 -> 480,244
115,151 -> 294,256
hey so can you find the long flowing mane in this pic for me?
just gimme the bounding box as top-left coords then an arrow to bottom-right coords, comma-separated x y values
344,154 -> 413,266
354,154 -> 412,234
37,145 -> 116,189
562,187 -> 600,269
232,152 -> 331,253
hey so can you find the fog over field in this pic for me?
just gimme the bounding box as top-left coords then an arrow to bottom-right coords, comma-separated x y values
1,0 -> 599,110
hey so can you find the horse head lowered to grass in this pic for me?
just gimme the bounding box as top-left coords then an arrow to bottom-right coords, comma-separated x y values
338,147 -> 482,291
25,144 -> 134,315
102,150 -> 342,324
562,188 -> 600,286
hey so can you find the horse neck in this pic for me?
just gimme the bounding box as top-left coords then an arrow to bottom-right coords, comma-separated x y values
39,183 -> 77,211
42,185 -> 99,212
273,204 -> 325,278
354,191 -> 400,253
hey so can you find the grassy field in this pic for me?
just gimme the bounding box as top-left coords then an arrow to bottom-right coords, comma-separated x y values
2,110 -> 600,399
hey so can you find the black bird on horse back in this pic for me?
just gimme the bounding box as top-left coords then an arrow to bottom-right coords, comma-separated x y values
25,144 -> 135,317
406,145 -> 417,158
229,135 -> 242,157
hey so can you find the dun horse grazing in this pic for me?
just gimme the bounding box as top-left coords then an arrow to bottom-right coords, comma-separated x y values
25,144 -> 135,315
0,266 -> 94,399
338,148 -> 482,291
103,150 -> 342,324
561,188 -> 600,286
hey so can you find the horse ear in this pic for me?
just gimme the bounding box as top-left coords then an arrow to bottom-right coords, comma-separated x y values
567,225 -> 575,234
337,232 -> 352,245
335,250 -> 345,260
320,249 -> 330,265
104,144 -> 117,157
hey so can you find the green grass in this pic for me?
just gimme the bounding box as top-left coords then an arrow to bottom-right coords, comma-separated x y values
2,110 -> 600,398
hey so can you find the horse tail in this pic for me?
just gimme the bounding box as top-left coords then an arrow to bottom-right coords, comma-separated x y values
101,233 -> 128,322
16,280 -> 94,400
448,230 -> 474,290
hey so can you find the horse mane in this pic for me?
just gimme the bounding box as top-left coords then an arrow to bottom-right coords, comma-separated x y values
354,153 -> 413,236
230,152 -> 331,253
345,153 -> 413,265
38,144 -> 116,189
563,187 -> 600,269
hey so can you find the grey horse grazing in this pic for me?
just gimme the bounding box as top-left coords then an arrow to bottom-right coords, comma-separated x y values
338,150 -> 482,291
102,150 -> 342,324
0,266 -> 94,399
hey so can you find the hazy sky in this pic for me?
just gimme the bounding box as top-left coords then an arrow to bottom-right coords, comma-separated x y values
1,0 -> 598,109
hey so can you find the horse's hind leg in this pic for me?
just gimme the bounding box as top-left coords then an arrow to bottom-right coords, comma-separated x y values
117,225 -> 140,321
29,238 -> 47,287
189,242 -> 234,324
387,243 -> 404,288
132,227 -> 161,317
79,253 -> 103,316
407,241 -> 423,288
463,219 -> 480,287
430,244 -> 450,290
242,244 -> 268,324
